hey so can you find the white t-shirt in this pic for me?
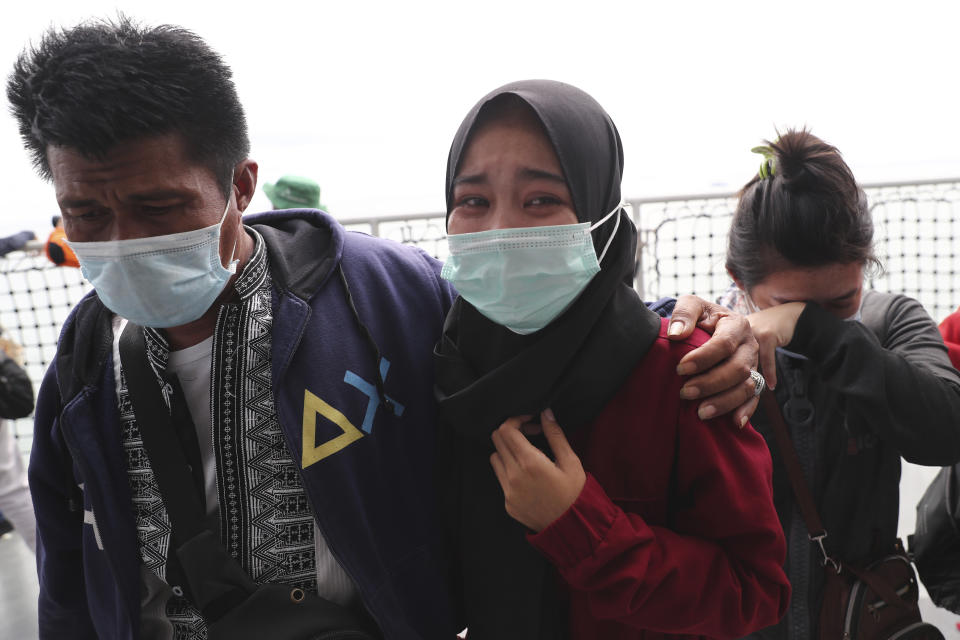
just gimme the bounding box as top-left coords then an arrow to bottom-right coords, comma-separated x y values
165,336 -> 218,519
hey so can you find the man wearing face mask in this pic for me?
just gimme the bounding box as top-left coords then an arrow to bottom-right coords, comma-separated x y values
11,17 -> 765,640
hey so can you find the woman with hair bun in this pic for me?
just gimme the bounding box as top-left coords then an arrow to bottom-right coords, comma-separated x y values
722,129 -> 960,640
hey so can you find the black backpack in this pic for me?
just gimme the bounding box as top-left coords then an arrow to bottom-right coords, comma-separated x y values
910,462 -> 960,614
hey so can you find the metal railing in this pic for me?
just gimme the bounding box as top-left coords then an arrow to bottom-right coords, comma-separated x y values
339,178 -> 960,320
630,178 -> 960,320
5,177 -> 960,452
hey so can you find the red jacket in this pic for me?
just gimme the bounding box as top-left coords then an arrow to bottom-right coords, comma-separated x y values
527,319 -> 790,640
939,307 -> 960,369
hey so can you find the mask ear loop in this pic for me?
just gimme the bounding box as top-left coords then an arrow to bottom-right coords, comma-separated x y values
591,202 -> 624,264
219,194 -> 240,275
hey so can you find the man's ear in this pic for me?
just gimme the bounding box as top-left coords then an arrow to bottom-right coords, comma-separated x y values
233,159 -> 259,213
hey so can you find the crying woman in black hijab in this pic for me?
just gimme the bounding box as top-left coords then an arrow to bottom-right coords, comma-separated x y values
433,80 -> 789,640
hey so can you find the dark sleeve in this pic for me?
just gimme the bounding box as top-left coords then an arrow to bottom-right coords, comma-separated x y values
30,364 -> 98,639
645,297 -> 677,318
417,247 -> 466,627
436,426 -> 466,629
0,230 -> 36,257
0,352 -> 35,419
786,295 -> 960,465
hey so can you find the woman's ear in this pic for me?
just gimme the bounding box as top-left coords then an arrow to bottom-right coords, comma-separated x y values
728,268 -> 746,293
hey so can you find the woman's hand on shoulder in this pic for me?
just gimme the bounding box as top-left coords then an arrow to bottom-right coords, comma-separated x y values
747,302 -> 806,388
668,295 -> 760,428
489,409 -> 586,532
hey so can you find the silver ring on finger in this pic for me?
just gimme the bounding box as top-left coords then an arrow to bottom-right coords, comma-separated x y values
749,369 -> 766,397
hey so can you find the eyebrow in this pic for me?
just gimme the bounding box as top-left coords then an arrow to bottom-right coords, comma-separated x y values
58,190 -> 192,209
517,167 -> 567,184
451,167 -> 568,188
451,173 -> 487,188
126,190 -> 191,202
58,198 -> 100,209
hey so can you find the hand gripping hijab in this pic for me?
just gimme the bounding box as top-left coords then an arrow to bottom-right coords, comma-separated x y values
433,80 -> 662,639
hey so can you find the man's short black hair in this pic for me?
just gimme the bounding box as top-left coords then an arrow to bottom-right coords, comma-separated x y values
7,15 -> 249,197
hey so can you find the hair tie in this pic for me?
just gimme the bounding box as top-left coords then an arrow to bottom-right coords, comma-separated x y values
751,145 -> 776,179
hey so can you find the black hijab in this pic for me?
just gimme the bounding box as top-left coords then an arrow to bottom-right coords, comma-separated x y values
434,80 -> 661,638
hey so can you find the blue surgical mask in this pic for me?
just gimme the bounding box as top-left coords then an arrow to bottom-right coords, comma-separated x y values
441,203 -> 622,334
67,198 -> 238,328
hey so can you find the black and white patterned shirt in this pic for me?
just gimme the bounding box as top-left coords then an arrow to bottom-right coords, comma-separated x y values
112,229 -> 357,639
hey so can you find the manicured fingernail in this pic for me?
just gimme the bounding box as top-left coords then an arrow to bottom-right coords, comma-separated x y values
739,415 -> 749,429
668,321 -> 684,337
680,385 -> 700,399
698,404 -> 716,420
676,362 -> 695,375
543,408 -> 556,422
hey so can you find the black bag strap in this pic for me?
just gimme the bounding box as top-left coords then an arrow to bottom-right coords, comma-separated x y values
118,322 -> 208,541
119,322 -> 256,617
759,388 -> 841,572
761,387 -> 916,614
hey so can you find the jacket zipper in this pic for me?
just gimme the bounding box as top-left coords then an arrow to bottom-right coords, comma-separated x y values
273,292 -> 389,637
283,399 -> 388,637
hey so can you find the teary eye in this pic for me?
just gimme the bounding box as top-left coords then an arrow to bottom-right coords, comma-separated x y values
527,196 -> 562,206
456,196 -> 489,208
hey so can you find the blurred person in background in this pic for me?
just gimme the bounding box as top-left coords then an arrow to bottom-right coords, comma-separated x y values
937,308 -> 960,369
263,174 -> 326,211
721,129 -> 960,640
0,329 -> 37,553
0,230 -> 36,257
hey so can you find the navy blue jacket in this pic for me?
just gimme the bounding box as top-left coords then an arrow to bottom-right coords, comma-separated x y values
30,210 -> 460,639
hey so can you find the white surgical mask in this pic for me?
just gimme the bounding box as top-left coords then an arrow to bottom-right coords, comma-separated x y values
68,197 -> 239,328
441,203 -> 622,334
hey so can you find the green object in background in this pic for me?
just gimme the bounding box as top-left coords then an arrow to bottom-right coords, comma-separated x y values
263,175 -> 325,210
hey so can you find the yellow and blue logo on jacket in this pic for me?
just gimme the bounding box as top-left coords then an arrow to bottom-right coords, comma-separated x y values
301,357 -> 405,468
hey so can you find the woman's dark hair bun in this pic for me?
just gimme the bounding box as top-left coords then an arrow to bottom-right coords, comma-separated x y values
726,128 -> 879,289
772,130 -> 858,200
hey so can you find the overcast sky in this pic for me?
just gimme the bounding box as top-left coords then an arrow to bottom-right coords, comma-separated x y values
1,1 -> 958,237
